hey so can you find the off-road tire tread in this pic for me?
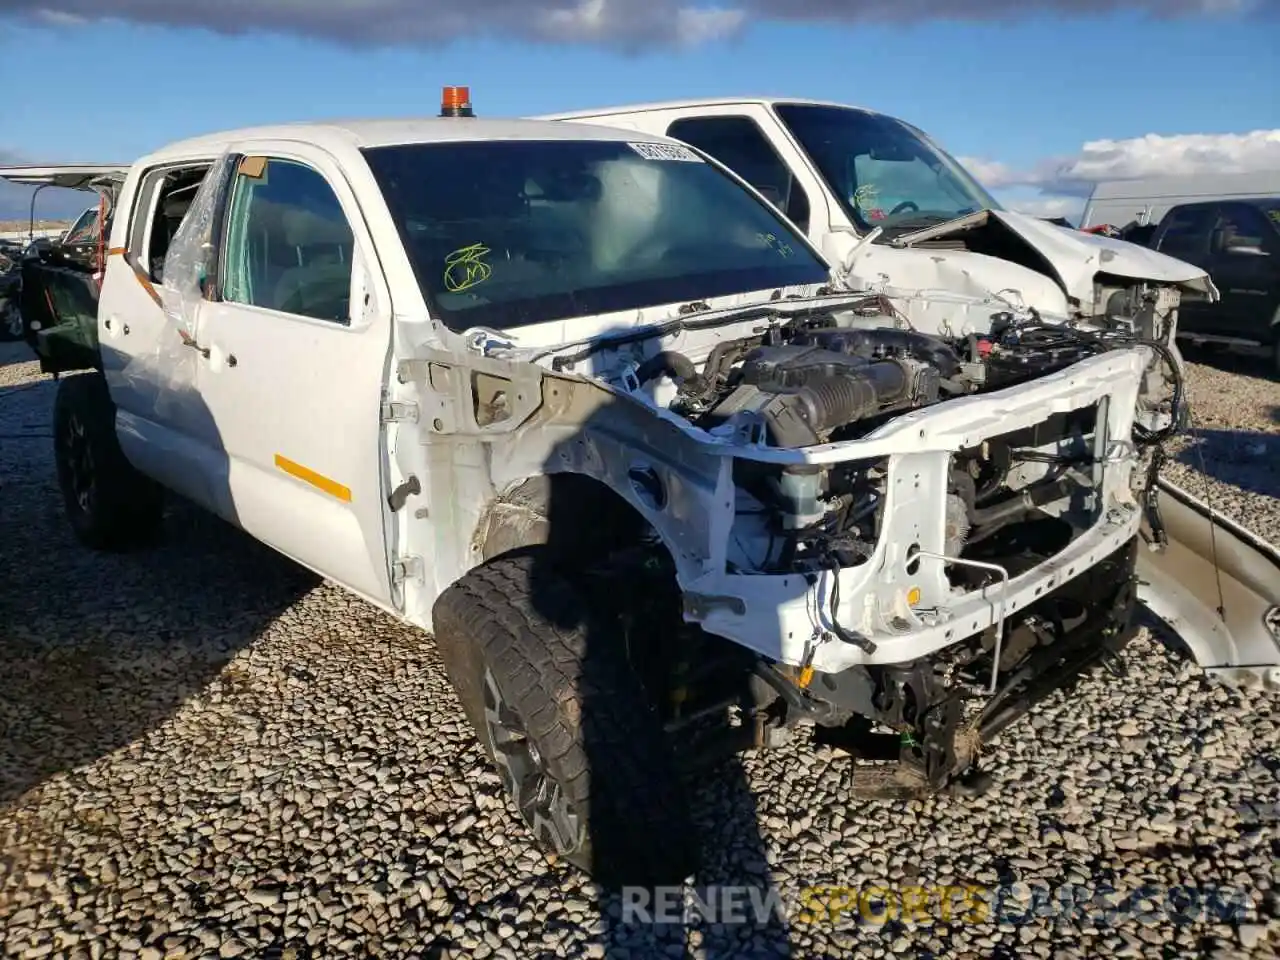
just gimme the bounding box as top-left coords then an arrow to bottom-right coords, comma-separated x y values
53,372 -> 164,551
433,552 -> 694,887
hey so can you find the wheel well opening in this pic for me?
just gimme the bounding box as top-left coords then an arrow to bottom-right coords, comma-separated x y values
478,472 -> 657,566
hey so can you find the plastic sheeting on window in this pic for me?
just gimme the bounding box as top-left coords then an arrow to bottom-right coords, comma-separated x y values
159,149 -> 236,346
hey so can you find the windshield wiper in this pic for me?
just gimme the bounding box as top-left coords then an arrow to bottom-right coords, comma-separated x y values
886,209 -> 994,248
544,303 -> 777,370
876,213 -> 957,235
537,291 -> 854,371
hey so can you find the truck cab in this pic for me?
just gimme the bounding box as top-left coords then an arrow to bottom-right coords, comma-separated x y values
1147,198 -> 1280,370
538,98 -> 1218,334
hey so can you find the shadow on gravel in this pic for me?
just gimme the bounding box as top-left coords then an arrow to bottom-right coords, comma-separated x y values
1138,610 -> 1198,667
1173,429 -> 1279,500
0,378 -> 57,452
0,339 -> 36,369
1178,343 -> 1278,382
0,378 -> 318,803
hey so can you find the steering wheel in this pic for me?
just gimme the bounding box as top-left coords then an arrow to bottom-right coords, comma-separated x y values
278,275 -> 350,322
889,201 -> 920,216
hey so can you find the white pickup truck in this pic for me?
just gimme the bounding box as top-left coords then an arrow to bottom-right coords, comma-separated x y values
4,91 -> 1278,887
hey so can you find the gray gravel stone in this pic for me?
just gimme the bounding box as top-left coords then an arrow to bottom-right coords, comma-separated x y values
2,342 -> 1279,958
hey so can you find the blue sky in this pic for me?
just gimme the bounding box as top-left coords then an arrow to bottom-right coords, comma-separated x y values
2,2 -> 1278,222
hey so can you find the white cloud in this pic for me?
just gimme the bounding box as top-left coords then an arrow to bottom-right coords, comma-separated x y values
968,129 -> 1280,193
1002,195 -> 1085,222
958,157 -> 1021,189
964,129 -> 1280,227
674,6 -> 746,46
0,0 -> 1270,48
1046,129 -> 1280,190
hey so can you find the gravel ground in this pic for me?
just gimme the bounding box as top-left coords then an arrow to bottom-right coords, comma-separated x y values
1164,350 -> 1280,547
1,339 -> 1278,960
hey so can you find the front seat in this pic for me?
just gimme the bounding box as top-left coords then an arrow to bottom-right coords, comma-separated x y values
271,208 -> 354,322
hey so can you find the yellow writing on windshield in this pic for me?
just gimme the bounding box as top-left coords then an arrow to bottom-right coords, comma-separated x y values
444,243 -> 493,292
757,232 -> 795,259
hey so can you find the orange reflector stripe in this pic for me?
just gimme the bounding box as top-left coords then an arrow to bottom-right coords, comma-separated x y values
107,246 -> 163,306
134,271 -> 162,307
274,454 -> 352,502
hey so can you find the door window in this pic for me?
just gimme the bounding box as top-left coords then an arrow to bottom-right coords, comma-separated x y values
1210,204 -> 1272,255
666,116 -> 812,233
1154,204 -> 1214,259
221,158 -> 354,323
129,164 -> 215,281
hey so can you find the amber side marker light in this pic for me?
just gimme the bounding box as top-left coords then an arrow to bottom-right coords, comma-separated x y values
440,85 -> 474,117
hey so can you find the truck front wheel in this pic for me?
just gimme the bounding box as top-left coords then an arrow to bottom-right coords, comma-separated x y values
53,373 -> 164,550
432,551 -> 695,888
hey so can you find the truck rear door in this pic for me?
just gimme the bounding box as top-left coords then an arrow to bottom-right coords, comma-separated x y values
1201,202 -> 1280,341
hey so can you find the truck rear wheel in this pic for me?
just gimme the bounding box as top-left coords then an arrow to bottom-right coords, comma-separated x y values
53,372 -> 164,551
432,551 -> 695,888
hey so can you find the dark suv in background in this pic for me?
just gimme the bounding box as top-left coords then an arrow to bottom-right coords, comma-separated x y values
1147,197 -> 1280,373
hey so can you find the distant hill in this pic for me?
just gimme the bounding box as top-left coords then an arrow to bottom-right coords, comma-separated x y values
0,218 -> 73,234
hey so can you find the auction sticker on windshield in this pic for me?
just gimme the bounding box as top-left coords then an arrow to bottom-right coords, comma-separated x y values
628,141 -> 703,162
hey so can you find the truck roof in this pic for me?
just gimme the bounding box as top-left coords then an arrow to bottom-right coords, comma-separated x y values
138,116 -> 675,165
537,97 -> 883,120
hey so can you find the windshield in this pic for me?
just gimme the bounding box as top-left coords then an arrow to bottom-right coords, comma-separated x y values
362,139 -> 829,331
774,103 -> 1001,236
62,206 -> 101,245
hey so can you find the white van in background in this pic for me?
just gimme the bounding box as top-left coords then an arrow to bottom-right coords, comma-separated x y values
1081,169 -> 1280,231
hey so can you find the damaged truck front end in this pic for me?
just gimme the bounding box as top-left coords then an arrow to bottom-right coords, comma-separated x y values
415,274 -> 1277,802
516,288 -> 1190,793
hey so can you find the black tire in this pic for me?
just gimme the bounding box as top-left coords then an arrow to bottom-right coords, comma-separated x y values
432,552 -> 695,888
53,372 -> 165,550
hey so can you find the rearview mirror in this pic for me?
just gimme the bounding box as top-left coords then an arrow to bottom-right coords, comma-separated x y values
538,170 -> 602,203
867,141 -> 918,163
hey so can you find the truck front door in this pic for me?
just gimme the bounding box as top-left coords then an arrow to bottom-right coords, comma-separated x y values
185,145 -> 396,609
1151,203 -> 1217,337
1203,202 -> 1280,341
